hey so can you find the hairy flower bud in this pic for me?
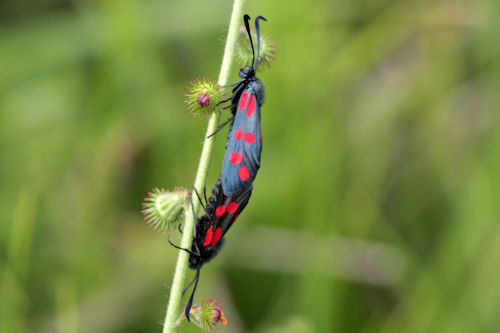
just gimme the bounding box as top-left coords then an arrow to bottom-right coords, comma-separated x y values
142,188 -> 190,233
178,299 -> 227,331
184,77 -> 224,117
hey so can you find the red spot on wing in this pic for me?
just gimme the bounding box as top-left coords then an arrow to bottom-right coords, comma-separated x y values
215,205 -> 226,217
231,214 -> 240,225
203,228 -> 213,246
244,132 -> 256,144
226,202 -> 239,213
234,129 -> 243,140
229,152 -> 243,165
211,227 -> 223,246
238,91 -> 248,111
246,95 -> 256,117
239,166 -> 250,181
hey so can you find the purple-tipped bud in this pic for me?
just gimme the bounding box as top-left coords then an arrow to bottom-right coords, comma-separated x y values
178,299 -> 227,331
184,77 -> 224,117
197,93 -> 211,107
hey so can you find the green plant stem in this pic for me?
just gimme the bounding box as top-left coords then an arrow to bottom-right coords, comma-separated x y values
162,0 -> 246,331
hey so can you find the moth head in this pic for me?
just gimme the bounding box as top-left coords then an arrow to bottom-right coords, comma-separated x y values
239,66 -> 255,79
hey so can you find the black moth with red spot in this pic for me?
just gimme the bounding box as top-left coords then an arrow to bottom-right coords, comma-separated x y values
221,14 -> 267,196
189,179 -> 252,270
183,179 -> 252,321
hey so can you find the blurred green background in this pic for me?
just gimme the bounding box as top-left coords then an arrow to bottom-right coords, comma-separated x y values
1,0 -> 500,332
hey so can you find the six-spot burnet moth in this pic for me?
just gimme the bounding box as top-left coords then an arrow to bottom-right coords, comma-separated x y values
173,13 -> 267,323
173,178 -> 253,321
219,14 -> 267,196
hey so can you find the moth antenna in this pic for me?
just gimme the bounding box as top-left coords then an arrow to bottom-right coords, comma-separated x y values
184,268 -> 200,322
243,14 -> 255,68
254,16 -> 267,70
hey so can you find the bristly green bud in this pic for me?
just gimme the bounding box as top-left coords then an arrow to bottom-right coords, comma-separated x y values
177,299 -> 227,331
236,27 -> 276,70
142,188 -> 190,233
184,77 -> 224,117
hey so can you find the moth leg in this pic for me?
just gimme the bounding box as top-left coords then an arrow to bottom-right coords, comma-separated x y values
221,79 -> 244,88
207,116 -> 234,138
216,96 -> 232,106
189,198 -> 201,256
216,81 -> 245,106
193,186 -> 209,215
167,236 -> 197,256
203,185 -> 208,207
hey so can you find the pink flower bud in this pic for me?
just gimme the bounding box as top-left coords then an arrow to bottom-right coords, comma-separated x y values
197,93 -> 211,107
182,299 -> 227,330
